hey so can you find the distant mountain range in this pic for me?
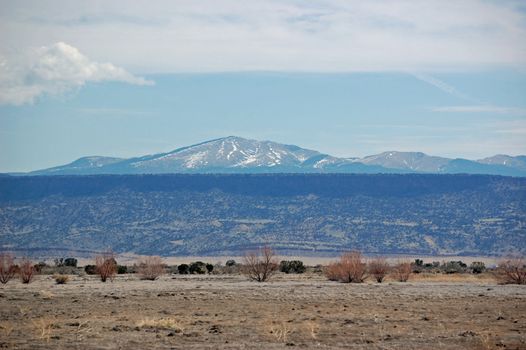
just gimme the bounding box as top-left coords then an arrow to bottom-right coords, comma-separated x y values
22,136 -> 526,177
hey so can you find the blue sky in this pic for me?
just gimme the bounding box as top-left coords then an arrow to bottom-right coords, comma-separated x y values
1,1 -> 526,172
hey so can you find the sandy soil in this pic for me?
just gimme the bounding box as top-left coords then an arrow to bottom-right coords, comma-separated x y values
1,273 -> 525,349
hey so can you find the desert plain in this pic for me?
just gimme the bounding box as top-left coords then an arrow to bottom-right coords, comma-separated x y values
1,272 -> 525,350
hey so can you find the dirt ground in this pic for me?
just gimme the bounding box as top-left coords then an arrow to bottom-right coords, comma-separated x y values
0,273 -> 525,349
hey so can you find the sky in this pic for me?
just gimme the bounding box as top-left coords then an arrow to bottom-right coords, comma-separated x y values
1,0 -> 526,172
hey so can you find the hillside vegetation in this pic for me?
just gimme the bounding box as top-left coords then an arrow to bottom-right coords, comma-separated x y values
0,174 -> 524,256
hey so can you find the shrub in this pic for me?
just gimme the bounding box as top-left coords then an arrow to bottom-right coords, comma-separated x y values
279,260 -> 306,274
64,258 -> 78,267
177,264 -> 189,274
206,263 -> 214,274
338,251 -> 368,283
470,261 -> 486,274
242,246 -> 279,282
53,274 -> 69,284
393,261 -> 412,282
137,256 -> 165,280
497,257 -> 526,284
117,265 -> 128,274
368,257 -> 389,283
189,261 -> 207,274
95,252 -> 117,282
84,265 -> 97,275
442,261 -> 467,274
324,262 -> 341,281
19,258 -> 36,284
324,251 -> 367,283
0,253 -> 16,284
225,259 -> 236,267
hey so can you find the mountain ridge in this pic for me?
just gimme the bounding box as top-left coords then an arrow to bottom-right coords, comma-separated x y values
21,136 -> 526,176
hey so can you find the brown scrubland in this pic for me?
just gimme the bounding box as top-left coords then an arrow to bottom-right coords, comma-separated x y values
0,251 -> 525,349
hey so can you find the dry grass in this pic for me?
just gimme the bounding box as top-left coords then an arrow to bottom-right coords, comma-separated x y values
32,317 -> 54,342
267,321 -> 293,342
410,272 -> 496,283
305,321 -> 319,340
53,274 -> 70,284
0,321 -> 14,337
17,305 -> 32,316
39,290 -> 55,299
136,317 -> 184,333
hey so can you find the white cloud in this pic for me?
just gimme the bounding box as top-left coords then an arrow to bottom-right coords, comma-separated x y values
0,1 -> 525,73
0,42 -> 153,105
431,105 -> 526,116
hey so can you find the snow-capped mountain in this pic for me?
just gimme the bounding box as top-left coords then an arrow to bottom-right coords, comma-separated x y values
24,136 -> 526,176
359,151 -> 450,172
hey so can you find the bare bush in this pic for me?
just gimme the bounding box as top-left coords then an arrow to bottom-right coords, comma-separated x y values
497,257 -> 526,285
368,257 -> 390,283
242,246 -> 278,282
324,251 -> 367,283
137,256 -> 165,280
324,262 -> 342,281
393,261 -> 412,282
339,251 -> 368,283
0,253 -> 16,284
19,258 -> 35,284
95,251 -> 117,282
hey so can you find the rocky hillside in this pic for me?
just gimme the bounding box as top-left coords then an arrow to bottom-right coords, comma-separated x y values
0,174 -> 524,257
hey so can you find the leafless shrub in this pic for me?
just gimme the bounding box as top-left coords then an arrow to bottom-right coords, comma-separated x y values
368,257 -> 390,283
324,262 -> 342,281
393,261 -> 412,282
496,257 -> 526,285
137,256 -> 165,280
95,251 -> 117,282
242,246 -> 278,282
0,252 -> 16,284
324,251 -> 367,283
19,258 -> 35,284
53,274 -> 69,284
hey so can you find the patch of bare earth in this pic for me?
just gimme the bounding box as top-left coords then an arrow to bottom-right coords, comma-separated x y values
0,273 -> 525,349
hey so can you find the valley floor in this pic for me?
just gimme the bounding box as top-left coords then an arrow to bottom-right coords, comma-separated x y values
1,273 -> 525,349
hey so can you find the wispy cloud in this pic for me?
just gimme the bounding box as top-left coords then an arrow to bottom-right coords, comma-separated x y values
1,1 -> 525,73
0,42 -> 154,106
412,73 -> 479,102
431,105 -> 526,116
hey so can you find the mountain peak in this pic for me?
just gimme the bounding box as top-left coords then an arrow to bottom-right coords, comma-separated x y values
25,137 -> 526,176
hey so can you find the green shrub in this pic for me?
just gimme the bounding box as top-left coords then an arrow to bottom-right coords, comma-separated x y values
206,263 -> 214,274
279,260 -> 306,274
64,258 -> 78,267
117,265 -> 128,274
470,261 -> 486,274
442,261 -> 467,274
189,261 -> 206,274
84,265 -> 97,275
225,259 -> 236,267
177,264 -> 189,274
